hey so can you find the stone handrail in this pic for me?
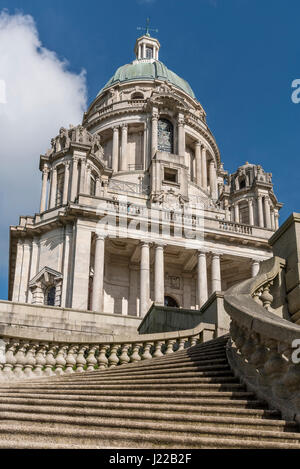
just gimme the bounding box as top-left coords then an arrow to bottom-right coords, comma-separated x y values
0,322 -> 215,381
224,256 -> 300,421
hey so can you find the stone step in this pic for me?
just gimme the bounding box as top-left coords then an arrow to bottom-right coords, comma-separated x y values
0,393 -> 267,408
1,382 -> 246,392
0,399 -> 277,418
0,420 -> 299,446
21,376 -> 239,387
14,367 -> 235,385
0,388 -> 256,399
0,404 -> 291,431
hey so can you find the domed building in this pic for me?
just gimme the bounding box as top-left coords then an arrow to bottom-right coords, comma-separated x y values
8,32 -> 282,335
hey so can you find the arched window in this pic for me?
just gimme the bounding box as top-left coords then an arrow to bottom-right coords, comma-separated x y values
164,296 -> 179,308
131,92 -> 144,100
90,176 -> 96,196
45,286 -> 56,306
158,118 -> 173,153
146,47 -> 153,59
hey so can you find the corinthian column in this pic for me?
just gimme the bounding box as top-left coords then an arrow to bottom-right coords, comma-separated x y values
209,160 -> 217,199
195,141 -> 201,186
49,167 -> 57,209
62,161 -> 70,205
154,244 -> 164,305
211,253 -> 221,293
257,195 -> 264,228
40,166 -> 49,213
234,203 -> 240,223
248,198 -> 254,226
201,146 -> 207,191
121,124 -> 128,171
140,242 -> 150,317
91,234 -> 105,313
264,196 -> 271,229
178,113 -> 185,157
70,157 -> 79,201
197,251 -> 208,308
151,108 -> 158,158
112,126 -> 119,173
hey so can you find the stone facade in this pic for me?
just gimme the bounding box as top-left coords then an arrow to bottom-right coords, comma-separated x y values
8,33 -> 282,326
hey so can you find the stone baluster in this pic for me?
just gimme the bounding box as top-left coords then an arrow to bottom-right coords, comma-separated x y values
177,338 -> 186,351
65,345 -> 78,374
55,345 -> 67,375
119,344 -> 130,365
86,345 -> 98,372
261,282 -> 273,310
13,341 -> 28,379
0,339 -> 7,378
76,345 -> 87,372
34,343 -> 47,376
44,344 -> 57,376
130,343 -> 142,363
108,344 -> 120,367
98,345 -> 109,369
153,341 -> 164,358
23,343 -> 38,378
165,339 -> 176,354
2,340 -> 17,379
142,342 -> 153,360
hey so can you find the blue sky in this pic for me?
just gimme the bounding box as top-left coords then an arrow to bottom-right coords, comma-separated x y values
0,0 -> 299,299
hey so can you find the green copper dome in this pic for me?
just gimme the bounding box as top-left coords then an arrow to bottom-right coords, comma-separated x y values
98,60 -> 195,98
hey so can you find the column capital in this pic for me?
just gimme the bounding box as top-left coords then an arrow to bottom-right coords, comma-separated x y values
154,243 -> 165,250
95,233 -> 107,241
121,123 -> 128,130
42,165 -> 49,175
195,140 -> 201,147
113,125 -> 119,132
211,252 -> 221,260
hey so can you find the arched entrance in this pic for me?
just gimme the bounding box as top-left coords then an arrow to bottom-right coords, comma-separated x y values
164,295 -> 179,308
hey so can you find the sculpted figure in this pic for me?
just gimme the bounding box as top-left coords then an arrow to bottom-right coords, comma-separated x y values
59,127 -> 70,150
91,133 -> 104,158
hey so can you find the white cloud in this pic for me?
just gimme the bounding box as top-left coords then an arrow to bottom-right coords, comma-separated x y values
0,11 -> 87,272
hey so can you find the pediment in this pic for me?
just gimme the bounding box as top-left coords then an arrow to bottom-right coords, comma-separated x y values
29,267 -> 62,288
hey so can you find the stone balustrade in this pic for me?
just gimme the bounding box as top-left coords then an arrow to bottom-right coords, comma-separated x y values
0,322 -> 215,381
219,220 -> 252,235
224,256 -> 300,421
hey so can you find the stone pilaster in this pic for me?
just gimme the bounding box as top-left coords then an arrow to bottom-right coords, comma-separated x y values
248,198 -> 254,226
195,141 -> 201,186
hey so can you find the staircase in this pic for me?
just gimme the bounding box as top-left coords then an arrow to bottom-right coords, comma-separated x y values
0,336 -> 299,449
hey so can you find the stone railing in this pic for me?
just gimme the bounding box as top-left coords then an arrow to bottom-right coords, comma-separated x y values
0,322 -> 215,381
224,256 -> 300,421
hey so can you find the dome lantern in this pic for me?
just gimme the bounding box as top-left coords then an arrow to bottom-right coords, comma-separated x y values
134,18 -> 160,61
